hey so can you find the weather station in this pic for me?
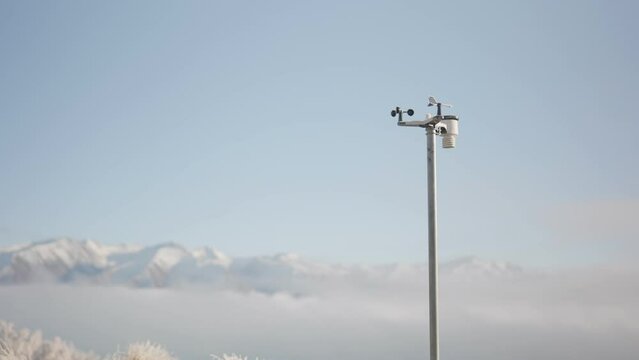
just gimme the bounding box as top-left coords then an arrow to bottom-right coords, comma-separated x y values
392,96 -> 459,360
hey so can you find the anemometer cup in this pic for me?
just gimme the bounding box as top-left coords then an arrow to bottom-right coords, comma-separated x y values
391,109 -> 413,118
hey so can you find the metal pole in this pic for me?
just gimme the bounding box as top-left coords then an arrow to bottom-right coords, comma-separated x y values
426,125 -> 439,360
393,98 -> 456,360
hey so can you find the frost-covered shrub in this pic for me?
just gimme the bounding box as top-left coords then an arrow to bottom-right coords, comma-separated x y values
0,321 -> 98,360
211,355 -> 257,360
1,320 -> 255,360
110,342 -> 176,360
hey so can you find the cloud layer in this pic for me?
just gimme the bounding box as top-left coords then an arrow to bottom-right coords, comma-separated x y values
0,260 -> 637,360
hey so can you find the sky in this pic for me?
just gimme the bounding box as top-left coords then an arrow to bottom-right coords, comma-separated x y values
1,0 -> 638,266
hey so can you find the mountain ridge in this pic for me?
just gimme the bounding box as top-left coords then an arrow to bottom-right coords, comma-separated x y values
0,238 -> 525,291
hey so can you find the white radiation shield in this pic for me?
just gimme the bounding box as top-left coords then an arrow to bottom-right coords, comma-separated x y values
440,117 -> 458,149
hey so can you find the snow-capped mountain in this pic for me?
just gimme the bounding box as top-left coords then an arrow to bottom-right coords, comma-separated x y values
0,238 -> 525,292
0,238 -> 138,283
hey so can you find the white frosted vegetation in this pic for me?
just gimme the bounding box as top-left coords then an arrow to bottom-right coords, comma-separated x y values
0,322 -> 201,360
0,321 -> 98,360
211,355 -> 257,360
110,342 -> 176,360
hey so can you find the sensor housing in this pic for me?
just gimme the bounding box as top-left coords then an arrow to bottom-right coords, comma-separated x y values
440,115 -> 459,149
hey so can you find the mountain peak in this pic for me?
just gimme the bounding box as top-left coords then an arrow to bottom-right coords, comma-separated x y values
192,246 -> 231,268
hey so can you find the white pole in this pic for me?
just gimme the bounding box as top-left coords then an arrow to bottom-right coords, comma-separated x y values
394,98 -> 457,360
426,125 -> 439,360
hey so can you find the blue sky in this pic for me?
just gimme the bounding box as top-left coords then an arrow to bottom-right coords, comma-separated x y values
1,0 -> 637,266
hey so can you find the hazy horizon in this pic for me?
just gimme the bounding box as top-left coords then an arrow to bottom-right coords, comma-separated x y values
1,257 -> 637,360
